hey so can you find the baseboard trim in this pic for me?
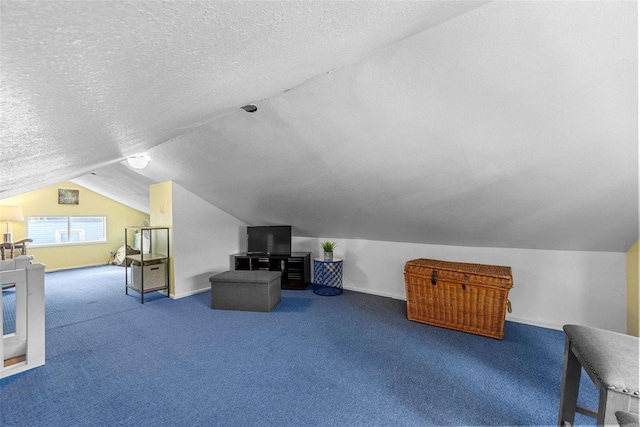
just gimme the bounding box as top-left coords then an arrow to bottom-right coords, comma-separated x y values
505,316 -> 562,331
46,263 -> 114,273
343,285 -> 562,331
46,266 -> 564,331
343,285 -> 405,301
171,287 -> 209,300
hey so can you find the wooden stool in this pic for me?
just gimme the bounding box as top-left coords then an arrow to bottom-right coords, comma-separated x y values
558,324 -> 639,426
615,410 -> 639,427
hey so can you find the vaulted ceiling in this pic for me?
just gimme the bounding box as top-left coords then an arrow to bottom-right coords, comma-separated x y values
1,1 -> 637,252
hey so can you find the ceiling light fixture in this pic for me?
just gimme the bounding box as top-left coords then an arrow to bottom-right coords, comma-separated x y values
241,104 -> 257,113
127,154 -> 150,169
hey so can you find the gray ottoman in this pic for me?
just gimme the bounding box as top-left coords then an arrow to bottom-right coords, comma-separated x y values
209,270 -> 282,312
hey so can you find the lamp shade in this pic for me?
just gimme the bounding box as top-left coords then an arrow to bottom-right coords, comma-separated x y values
0,206 -> 24,222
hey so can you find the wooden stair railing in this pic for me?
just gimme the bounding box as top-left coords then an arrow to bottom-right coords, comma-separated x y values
0,238 -> 33,260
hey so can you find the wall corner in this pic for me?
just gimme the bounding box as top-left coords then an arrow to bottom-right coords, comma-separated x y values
627,240 -> 639,336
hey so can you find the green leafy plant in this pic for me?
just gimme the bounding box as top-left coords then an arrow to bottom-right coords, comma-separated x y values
321,241 -> 338,253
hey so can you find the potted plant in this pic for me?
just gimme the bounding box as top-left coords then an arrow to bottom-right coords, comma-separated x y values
321,241 -> 338,262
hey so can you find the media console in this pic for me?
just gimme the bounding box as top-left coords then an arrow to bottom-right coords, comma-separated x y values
233,252 -> 311,290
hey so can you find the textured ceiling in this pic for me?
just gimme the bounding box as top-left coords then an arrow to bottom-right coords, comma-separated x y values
1,1 -> 637,252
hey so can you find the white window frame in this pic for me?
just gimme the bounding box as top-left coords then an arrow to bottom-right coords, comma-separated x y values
54,228 -> 86,244
27,216 -> 107,247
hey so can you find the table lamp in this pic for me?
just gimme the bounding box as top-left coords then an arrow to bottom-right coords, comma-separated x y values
0,206 -> 24,243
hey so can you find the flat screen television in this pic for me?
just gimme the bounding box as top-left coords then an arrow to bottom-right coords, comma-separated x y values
246,225 -> 292,255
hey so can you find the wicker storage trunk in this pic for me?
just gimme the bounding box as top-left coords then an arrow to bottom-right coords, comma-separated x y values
404,258 -> 513,339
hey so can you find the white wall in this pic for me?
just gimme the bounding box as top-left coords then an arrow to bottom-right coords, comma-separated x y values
293,236 -> 627,333
171,183 -> 247,298
166,190 -> 627,333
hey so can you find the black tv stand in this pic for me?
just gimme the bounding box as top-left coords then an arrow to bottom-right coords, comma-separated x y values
233,252 -> 311,290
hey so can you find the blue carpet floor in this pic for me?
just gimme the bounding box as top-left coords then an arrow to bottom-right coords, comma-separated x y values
1,265 -> 598,426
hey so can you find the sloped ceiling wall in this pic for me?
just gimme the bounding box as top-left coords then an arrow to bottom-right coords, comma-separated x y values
1,1 -> 637,252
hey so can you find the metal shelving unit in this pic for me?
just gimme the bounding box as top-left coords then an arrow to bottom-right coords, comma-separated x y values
124,226 -> 170,303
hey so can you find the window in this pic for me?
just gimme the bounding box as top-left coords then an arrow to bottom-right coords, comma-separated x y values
27,216 -> 106,246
